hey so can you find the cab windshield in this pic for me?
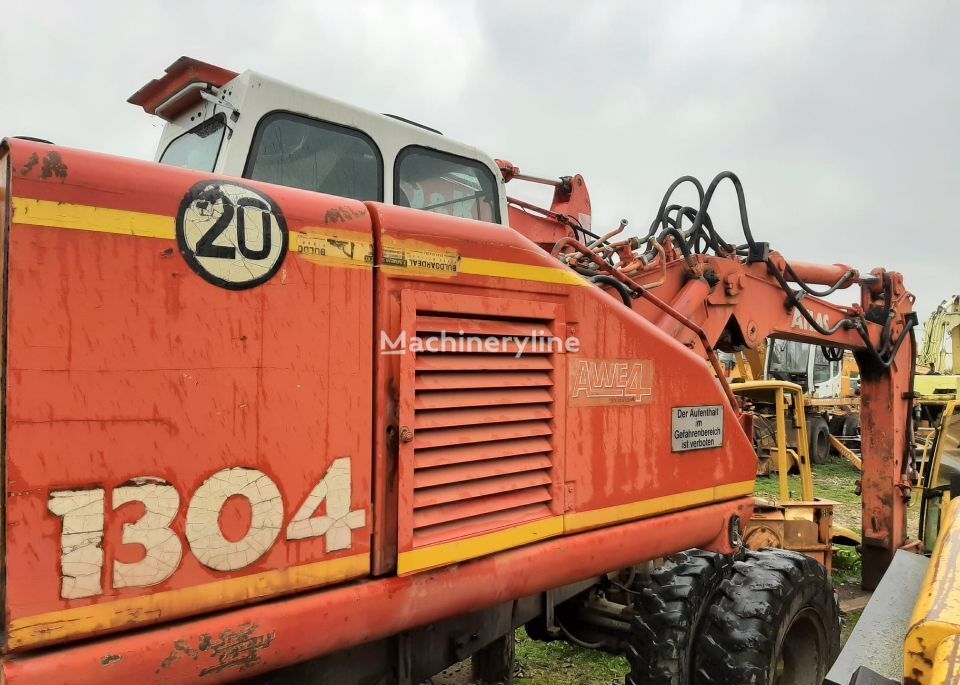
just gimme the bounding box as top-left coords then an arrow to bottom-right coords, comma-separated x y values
160,114 -> 226,172
767,340 -> 810,383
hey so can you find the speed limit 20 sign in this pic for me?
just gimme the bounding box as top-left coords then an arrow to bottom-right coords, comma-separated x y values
177,181 -> 289,290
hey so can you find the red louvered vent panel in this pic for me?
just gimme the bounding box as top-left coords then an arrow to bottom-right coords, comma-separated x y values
410,312 -> 558,549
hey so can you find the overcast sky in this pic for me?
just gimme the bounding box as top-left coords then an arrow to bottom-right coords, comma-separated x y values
1,1 -> 957,321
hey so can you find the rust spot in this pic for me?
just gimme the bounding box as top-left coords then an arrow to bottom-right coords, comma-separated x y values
40,151 -> 68,180
156,624 -> 275,677
101,654 -> 122,666
160,248 -> 175,258
19,153 -> 39,176
199,624 -> 275,677
324,206 -> 366,225
156,639 -> 200,673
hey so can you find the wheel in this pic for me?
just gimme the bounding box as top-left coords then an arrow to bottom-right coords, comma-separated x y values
695,549 -> 840,685
806,415 -> 830,465
842,413 -> 860,436
625,550 -> 733,685
842,413 -> 861,450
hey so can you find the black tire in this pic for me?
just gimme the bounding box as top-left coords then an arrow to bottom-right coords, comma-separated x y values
807,415 -> 830,465
695,549 -> 841,685
842,413 -> 860,437
626,550 -> 733,685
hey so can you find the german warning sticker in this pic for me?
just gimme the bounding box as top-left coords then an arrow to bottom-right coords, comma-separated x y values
177,181 -> 288,290
671,405 -> 724,452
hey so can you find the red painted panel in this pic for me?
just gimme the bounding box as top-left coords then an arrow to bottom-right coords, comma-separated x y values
2,141 -> 374,644
372,204 -> 757,555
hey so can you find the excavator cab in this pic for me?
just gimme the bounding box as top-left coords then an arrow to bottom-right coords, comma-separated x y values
130,57 -> 509,223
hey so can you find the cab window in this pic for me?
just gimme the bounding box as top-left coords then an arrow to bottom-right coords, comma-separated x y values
812,347 -> 833,385
767,340 -> 810,383
244,112 -> 382,201
160,114 -> 226,172
395,146 -> 500,223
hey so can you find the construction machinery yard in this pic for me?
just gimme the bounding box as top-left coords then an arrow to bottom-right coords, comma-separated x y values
2,6 -> 960,684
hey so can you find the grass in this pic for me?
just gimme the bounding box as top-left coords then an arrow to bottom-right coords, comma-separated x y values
841,610 -> 862,644
514,629 -> 628,685
832,546 -> 863,586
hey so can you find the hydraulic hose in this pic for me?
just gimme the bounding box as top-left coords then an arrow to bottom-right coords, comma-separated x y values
647,170 -> 915,369
590,275 -> 634,308
644,175 -> 705,243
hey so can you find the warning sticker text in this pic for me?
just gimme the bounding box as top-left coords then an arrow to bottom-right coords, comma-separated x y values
671,405 -> 724,452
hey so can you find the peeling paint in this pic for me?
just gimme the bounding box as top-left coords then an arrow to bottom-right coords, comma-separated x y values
101,654 -> 122,666
47,489 -> 106,599
155,624 -> 275,677
287,457 -> 365,551
323,206 -> 366,224
156,639 -> 200,673
19,152 -> 39,176
199,623 -> 276,676
40,151 -> 68,180
113,478 -> 183,588
186,468 -> 283,571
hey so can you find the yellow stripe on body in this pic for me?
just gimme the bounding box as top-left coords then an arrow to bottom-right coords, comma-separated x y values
564,479 -> 756,533
460,256 -> 588,287
8,552 -> 370,650
11,199 -> 586,286
397,517 -> 565,575
12,197 -> 176,240
398,481 -> 756,574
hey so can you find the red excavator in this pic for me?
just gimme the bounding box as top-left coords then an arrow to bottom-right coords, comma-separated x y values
0,57 -> 919,684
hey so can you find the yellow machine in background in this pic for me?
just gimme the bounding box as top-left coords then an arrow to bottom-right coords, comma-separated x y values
729,340 -> 861,464
918,295 -> 959,375
915,297 -> 960,449
733,380 -> 860,573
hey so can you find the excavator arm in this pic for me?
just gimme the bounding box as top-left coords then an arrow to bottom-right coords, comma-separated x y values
533,171 -> 918,588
